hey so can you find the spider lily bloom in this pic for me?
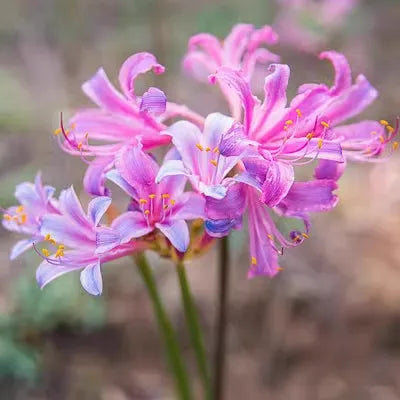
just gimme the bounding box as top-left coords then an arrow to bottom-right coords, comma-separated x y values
156,113 -> 247,200
2,173 -> 59,260
183,23 -> 279,83
58,52 -> 204,196
100,144 -> 206,253
183,24 -> 279,118
36,187 -> 141,296
211,51 -> 393,164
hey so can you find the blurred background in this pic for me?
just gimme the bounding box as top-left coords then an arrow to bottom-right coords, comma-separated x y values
0,0 -> 400,399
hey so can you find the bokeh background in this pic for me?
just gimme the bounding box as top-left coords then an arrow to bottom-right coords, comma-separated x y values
1,0 -> 400,399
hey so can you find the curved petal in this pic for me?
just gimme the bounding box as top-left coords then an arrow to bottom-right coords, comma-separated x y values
106,169 -> 139,200
82,68 -> 134,115
206,183 -> 246,220
36,258 -> 80,289
115,145 -> 158,197
253,64 -> 290,135
87,196 -> 112,226
261,161 -> 294,207
321,75 -> 378,125
118,52 -> 165,100
203,113 -> 235,150
319,51 -> 352,95
314,159 -> 346,181
278,180 -> 338,214
163,120 -> 203,175
40,214 -> 94,247
58,187 -> 91,229
140,87 -> 167,115
83,156 -> 114,197
111,211 -> 153,243
188,33 -> 223,64
96,227 -> 121,253
80,260 -> 103,296
182,51 -> 218,81
205,217 -> 242,238
156,220 -> 189,252
10,239 -> 35,260
199,182 -> 227,200
223,24 -> 254,65
247,191 -> 280,278
210,67 -> 258,133
172,192 -> 206,220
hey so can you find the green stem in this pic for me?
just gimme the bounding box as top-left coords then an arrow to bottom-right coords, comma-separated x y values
213,236 -> 230,400
176,260 -> 212,400
134,253 -> 192,400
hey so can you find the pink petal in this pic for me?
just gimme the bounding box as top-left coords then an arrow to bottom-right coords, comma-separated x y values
82,68 -> 134,116
118,52 -> 165,100
140,87 -> 167,115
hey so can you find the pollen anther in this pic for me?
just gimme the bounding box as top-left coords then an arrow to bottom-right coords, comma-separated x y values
380,119 -> 389,126
196,143 -> 204,151
210,160 -> 218,167
251,256 -> 257,265
306,132 -> 314,140
139,198 -> 148,204
321,121 -> 330,129
317,138 -> 323,149
296,108 -> 302,118
161,193 -> 170,199
392,141 -> 399,150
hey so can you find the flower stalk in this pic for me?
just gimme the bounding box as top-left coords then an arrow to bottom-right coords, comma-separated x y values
134,253 -> 192,400
176,260 -> 212,400
213,236 -> 230,400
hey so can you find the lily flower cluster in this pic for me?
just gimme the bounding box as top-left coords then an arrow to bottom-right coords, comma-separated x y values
2,24 -> 396,295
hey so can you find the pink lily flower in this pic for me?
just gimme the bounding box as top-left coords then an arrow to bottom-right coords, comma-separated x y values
100,144 -> 206,253
36,187 -> 141,296
204,51 -> 390,277
59,52 -> 204,196
183,24 -> 280,118
2,172 -> 60,260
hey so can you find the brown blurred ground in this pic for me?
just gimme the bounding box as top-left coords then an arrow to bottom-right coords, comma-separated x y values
0,0 -> 400,399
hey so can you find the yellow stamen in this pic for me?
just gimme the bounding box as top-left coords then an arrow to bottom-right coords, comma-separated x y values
213,147 -> 220,153
77,142 -> 83,150
379,135 -> 385,144
277,267 -> 284,272
380,119 -> 389,126
161,193 -> 170,199
317,138 -> 323,149
70,123 -> 76,130
19,214 -> 27,224
387,125 -> 394,133
267,234 -> 274,241
42,248 -> 50,257
163,204 -> 168,210
321,121 -> 330,129
251,256 -> 257,265
144,209 -> 150,215
53,128 -> 62,136
149,194 -> 156,199
205,146 -> 211,152
196,143 -> 204,151
55,248 -> 64,258
170,199 -> 176,206
285,119 -> 293,125
301,233 -> 309,239
44,234 -> 52,241
3,214 -> 12,221
296,108 -> 302,118
139,198 -> 148,204
16,205 -> 24,213
210,160 -> 218,167
392,141 -> 399,150
58,244 -> 65,250
306,132 -> 314,140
